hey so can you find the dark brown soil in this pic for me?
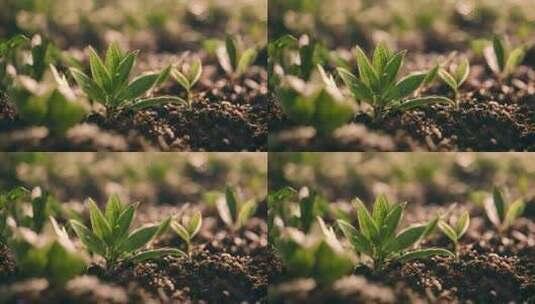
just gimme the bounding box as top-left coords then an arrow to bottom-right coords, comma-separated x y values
0,242 -> 15,283
269,63 -> 535,152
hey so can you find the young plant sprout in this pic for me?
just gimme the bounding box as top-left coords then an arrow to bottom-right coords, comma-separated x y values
438,210 -> 470,258
484,187 -> 525,233
70,195 -> 184,268
484,36 -> 526,80
171,210 -> 202,256
9,65 -> 88,135
216,187 -> 257,231
70,42 -> 184,116
217,35 -> 258,79
337,195 -> 453,270
438,57 -> 470,109
337,43 -> 453,119
277,70 -> 355,135
8,217 -> 87,286
172,56 -> 202,108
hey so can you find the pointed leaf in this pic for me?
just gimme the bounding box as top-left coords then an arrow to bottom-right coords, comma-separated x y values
372,195 -> 390,226
504,48 -> 525,76
439,69 -> 458,91
118,73 -> 159,101
119,224 -> 159,253
373,42 -> 392,74
386,224 -> 426,253
225,187 -> 239,224
493,187 -> 506,223
237,200 -> 256,229
188,57 -> 203,86
381,203 -> 404,240
128,96 -> 186,111
115,203 -> 136,241
172,222 -> 191,243
172,69 -> 191,91
87,199 -> 112,243
226,36 -> 238,71
493,36 -> 506,72
337,219 -> 373,255
187,210 -> 202,238
354,198 -> 379,241
115,51 -> 137,88
395,96 -> 454,112
389,72 -> 426,100
455,211 -> 470,238
337,67 -> 374,103
382,51 -> 405,86
237,47 -> 257,76
355,46 -> 380,91
505,199 -> 525,228
439,221 -> 458,243
88,47 -> 112,92
70,68 -> 106,103
69,220 -> 106,256
105,194 -> 123,226
105,42 -> 123,73
454,58 -> 470,86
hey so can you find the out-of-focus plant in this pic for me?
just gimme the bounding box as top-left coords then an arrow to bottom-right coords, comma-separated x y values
70,42 -> 183,116
275,219 -> 355,287
337,43 -> 453,120
217,35 -> 258,79
8,217 -> 87,286
438,210 -> 470,259
171,210 -> 202,256
484,187 -> 525,233
484,36 -> 526,80
337,195 -> 452,270
172,56 -> 202,108
277,68 -> 355,135
70,194 -> 184,268
216,187 -> 257,231
439,57 -> 470,109
8,65 -> 88,134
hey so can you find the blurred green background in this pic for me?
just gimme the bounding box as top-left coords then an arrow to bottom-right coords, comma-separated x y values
269,0 -> 535,52
0,152 -> 267,206
269,153 -> 535,207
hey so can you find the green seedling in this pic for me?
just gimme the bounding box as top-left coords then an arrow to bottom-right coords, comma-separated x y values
0,187 -> 61,240
277,72 -> 355,135
69,194 -> 184,268
484,36 -> 526,80
337,43 -> 453,119
8,217 -> 87,286
217,187 -> 257,231
275,223 -> 355,287
70,42 -> 183,116
171,210 -> 202,256
217,35 -> 258,79
172,56 -> 202,108
438,57 -> 470,109
438,210 -> 470,258
484,187 -> 525,232
9,65 -> 88,134
337,195 -> 453,270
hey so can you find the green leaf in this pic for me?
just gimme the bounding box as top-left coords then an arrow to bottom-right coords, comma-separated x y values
70,68 -> 106,103
237,200 -> 256,228
381,203 -> 404,241
422,214 -> 439,238
505,199 -> 525,228
423,63 -> 440,86
128,96 -> 186,111
225,187 -> 239,224
389,72 -> 426,100
188,57 -> 203,86
114,203 -> 136,241
115,51 -> 137,89
337,67 -> 374,103
455,211 -> 470,238
118,73 -> 159,101
355,46 -> 380,91
31,193 -> 48,232
354,198 -> 379,241
237,47 -> 258,76
493,36 -> 506,72
172,69 -> 191,91
226,36 -> 238,71
395,96 -> 454,112
438,221 -> 458,243
69,220 -> 106,256
88,47 -> 112,92
372,195 -> 390,226
439,69 -> 459,91
105,42 -> 123,74
172,222 -> 190,242
119,224 -> 159,253
130,248 -> 186,263
505,48 -> 525,76
386,224 -> 426,253
156,216 -> 172,238
187,211 -> 202,237
87,199 -> 112,243
104,194 -> 123,226
382,51 -> 405,86
312,89 -> 354,134
337,219 -> 373,255
397,248 -> 454,263
373,42 -> 392,74
454,58 -> 470,86
155,65 -> 171,87
493,187 -> 506,223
